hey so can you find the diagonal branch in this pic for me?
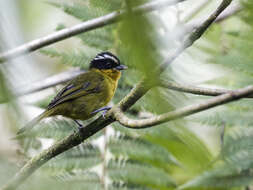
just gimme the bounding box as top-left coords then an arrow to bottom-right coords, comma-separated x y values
184,2 -> 242,34
113,85 -> 253,128
159,80 -> 253,98
159,0 -> 233,71
0,0 -> 186,63
2,117 -> 113,190
0,0 -> 233,190
17,69 -> 85,96
214,2 -> 242,23
0,69 -> 85,104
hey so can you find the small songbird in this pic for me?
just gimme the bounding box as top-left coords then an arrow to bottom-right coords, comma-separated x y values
17,52 -> 127,134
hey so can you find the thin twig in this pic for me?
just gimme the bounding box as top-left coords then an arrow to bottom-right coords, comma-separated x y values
159,0 -> 233,71
113,86 -> 253,128
159,80 -> 253,98
0,0 -> 186,63
215,2 -> 242,22
183,0 -> 233,48
184,2 -> 242,35
16,69 -> 85,96
0,1 -> 233,190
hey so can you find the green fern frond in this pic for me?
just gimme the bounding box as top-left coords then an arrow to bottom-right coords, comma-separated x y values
109,160 -> 177,189
109,136 -> 180,169
47,1 -> 96,21
89,0 -> 124,12
40,48 -> 93,68
178,167 -> 252,189
78,27 -> 114,50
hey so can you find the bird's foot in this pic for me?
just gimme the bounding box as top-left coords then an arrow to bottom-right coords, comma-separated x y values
74,120 -> 84,132
102,110 -> 108,119
91,106 -> 112,118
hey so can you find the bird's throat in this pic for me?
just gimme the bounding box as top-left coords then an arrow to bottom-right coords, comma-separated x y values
93,69 -> 121,82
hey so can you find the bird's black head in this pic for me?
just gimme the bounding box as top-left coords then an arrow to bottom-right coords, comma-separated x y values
89,52 -> 127,71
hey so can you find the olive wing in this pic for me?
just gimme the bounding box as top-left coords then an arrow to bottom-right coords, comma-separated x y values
47,72 -> 103,110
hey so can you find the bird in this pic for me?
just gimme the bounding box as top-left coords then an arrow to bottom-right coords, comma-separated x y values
17,51 -> 127,135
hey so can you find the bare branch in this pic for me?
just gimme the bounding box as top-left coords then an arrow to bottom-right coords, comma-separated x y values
159,0 -> 233,71
113,85 -> 253,129
159,80 -> 253,98
184,2 -> 242,35
0,0 -> 186,63
16,69 -> 85,96
215,2 -> 242,23
0,69 -> 85,104
183,0 -> 233,48
0,1 -> 234,189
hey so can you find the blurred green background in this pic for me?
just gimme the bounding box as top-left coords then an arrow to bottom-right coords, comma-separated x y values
2,0 -> 253,190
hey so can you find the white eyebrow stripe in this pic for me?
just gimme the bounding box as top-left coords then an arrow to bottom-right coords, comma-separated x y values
95,55 -> 105,59
104,54 -> 118,63
94,57 -> 104,60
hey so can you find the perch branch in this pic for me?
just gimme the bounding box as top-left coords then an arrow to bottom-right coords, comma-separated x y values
0,0 -> 186,63
0,0 -> 233,189
113,85 -> 253,128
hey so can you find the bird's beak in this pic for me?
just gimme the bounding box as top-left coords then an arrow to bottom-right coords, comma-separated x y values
115,64 -> 128,70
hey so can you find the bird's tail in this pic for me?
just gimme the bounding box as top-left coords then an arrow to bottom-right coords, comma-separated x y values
17,111 -> 50,135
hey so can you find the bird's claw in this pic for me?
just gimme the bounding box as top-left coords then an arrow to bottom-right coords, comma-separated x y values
74,120 -> 84,132
92,106 -> 111,118
102,110 -> 108,118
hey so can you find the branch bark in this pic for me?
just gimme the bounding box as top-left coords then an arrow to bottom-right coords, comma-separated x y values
215,2 -> 242,23
16,69 -> 85,96
159,0 -> 233,71
0,0 -> 233,190
184,2 -> 241,36
183,0 -> 233,48
0,0 -> 186,63
159,80 -> 253,98
113,85 -> 253,128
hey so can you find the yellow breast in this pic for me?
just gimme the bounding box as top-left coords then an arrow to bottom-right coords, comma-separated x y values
93,68 -> 121,95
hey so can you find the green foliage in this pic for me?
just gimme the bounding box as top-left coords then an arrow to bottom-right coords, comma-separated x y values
44,143 -> 101,173
47,1 -> 96,21
108,122 -> 215,189
0,158 -> 18,187
109,160 -> 177,189
40,48 -> 93,68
